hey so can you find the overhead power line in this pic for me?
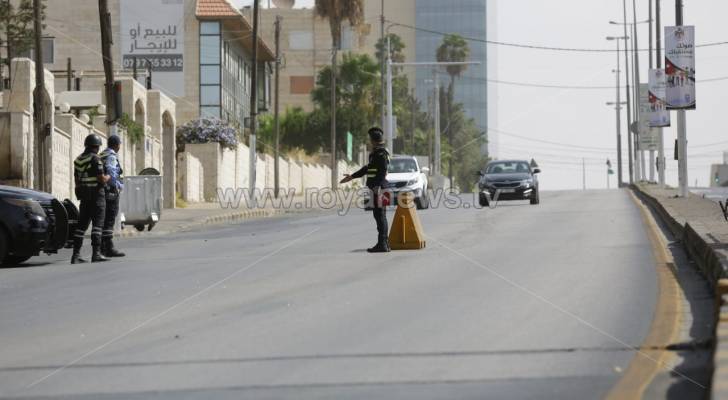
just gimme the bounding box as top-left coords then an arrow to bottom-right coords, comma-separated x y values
387,20 -> 728,53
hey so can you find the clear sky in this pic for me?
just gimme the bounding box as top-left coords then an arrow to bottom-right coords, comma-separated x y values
233,0 -> 726,190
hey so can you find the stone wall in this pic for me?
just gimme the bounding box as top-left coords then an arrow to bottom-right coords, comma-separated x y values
177,142 -> 360,204
177,152 -> 204,203
0,113 -> 10,177
288,161 -> 303,195
50,128 -> 72,202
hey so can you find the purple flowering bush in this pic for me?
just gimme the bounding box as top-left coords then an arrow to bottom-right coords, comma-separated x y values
176,117 -> 240,152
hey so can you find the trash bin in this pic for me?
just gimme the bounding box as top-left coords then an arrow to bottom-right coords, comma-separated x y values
119,176 -> 162,232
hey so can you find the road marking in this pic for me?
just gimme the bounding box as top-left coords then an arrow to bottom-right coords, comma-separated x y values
605,191 -> 686,399
23,227 -> 321,391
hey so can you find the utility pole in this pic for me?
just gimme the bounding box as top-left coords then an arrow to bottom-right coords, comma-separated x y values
66,58 -> 72,91
385,37 -> 393,153
632,0 -> 643,182
32,0 -> 46,190
330,28 -> 338,189
608,41 -> 625,188
656,0 -> 665,186
615,41 -> 624,187
648,0 -> 655,183
410,89 -> 416,154
249,0 -> 259,201
622,0 -> 634,184
675,0 -> 688,197
273,15 -> 281,198
433,71 -> 441,176
98,0 -> 117,135
380,0 -> 385,132
582,158 -> 586,190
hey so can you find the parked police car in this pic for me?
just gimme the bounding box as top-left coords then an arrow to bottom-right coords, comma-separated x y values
0,185 -> 73,265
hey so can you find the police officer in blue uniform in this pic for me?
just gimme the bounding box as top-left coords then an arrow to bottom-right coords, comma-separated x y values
340,127 -> 391,253
100,135 -> 125,257
72,134 -> 110,263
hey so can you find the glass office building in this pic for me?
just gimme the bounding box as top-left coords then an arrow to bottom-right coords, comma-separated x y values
415,0 -> 488,155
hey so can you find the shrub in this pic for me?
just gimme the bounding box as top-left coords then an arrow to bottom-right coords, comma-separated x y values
176,117 -> 239,153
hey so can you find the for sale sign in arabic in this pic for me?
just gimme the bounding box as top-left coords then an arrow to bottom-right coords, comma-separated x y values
665,26 -> 695,110
121,0 -> 185,96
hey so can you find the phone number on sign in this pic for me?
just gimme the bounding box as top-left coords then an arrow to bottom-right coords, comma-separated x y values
122,55 -> 183,72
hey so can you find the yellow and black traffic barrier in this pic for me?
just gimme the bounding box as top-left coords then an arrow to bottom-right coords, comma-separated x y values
388,192 -> 426,250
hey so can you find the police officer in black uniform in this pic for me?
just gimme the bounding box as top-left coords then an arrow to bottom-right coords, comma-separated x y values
72,134 -> 110,264
100,135 -> 125,257
340,127 -> 391,253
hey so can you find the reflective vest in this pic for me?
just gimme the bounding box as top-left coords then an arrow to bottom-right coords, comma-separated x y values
74,153 -> 100,189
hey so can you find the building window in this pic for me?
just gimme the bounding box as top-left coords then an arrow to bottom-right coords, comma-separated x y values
200,35 -> 221,65
200,65 -> 220,85
199,21 -> 221,120
290,76 -> 314,95
289,31 -> 313,50
201,106 -> 220,118
21,37 -> 54,64
340,26 -> 354,50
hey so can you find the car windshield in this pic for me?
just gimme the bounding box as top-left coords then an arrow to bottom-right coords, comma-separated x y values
486,161 -> 531,174
389,159 -> 418,173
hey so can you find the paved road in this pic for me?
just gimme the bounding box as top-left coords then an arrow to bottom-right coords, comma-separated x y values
0,190 -> 660,399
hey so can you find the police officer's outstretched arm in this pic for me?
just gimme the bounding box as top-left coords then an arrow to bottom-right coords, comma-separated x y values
341,164 -> 368,184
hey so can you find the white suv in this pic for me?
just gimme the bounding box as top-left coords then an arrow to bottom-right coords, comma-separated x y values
387,156 -> 429,209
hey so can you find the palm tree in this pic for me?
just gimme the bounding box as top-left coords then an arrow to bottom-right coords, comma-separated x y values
436,34 -> 470,187
314,0 -> 364,188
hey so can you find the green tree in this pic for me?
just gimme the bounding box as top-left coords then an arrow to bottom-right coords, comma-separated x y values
311,53 -> 379,153
0,0 -> 44,78
436,34 -> 470,186
314,0 -> 364,186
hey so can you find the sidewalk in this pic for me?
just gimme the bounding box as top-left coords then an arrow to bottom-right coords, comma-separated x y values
118,201 -> 305,238
633,184 -> 728,398
635,184 -> 728,284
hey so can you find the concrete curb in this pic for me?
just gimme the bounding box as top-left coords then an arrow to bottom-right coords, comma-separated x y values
631,185 -> 728,287
631,184 -> 727,398
117,208 -> 286,238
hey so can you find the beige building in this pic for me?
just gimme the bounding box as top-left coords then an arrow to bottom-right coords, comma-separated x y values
258,6 -> 370,112
39,0 -> 274,130
361,0 -> 416,74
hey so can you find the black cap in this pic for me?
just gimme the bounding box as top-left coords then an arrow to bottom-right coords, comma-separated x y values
368,127 -> 384,143
84,134 -> 102,148
107,135 -> 121,147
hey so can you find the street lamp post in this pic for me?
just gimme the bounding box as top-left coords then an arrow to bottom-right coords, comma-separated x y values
610,17 -> 649,184
607,36 -> 628,187
675,0 -> 688,197
607,36 -> 628,188
656,0 -> 665,187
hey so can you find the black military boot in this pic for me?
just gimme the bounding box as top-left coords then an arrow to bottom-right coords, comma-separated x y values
367,239 -> 391,253
71,251 -> 87,264
91,246 -> 109,262
103,238 -> 125,257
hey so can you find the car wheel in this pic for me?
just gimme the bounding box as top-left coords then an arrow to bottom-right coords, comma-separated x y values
3,255 -> 31,266
416,191 -> 429,210
0,229 -> 7,264
530,190 -> 540,205
479,193 -> 490,207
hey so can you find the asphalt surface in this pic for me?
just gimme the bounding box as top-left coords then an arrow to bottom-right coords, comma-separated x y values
0,190 -> 661,399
